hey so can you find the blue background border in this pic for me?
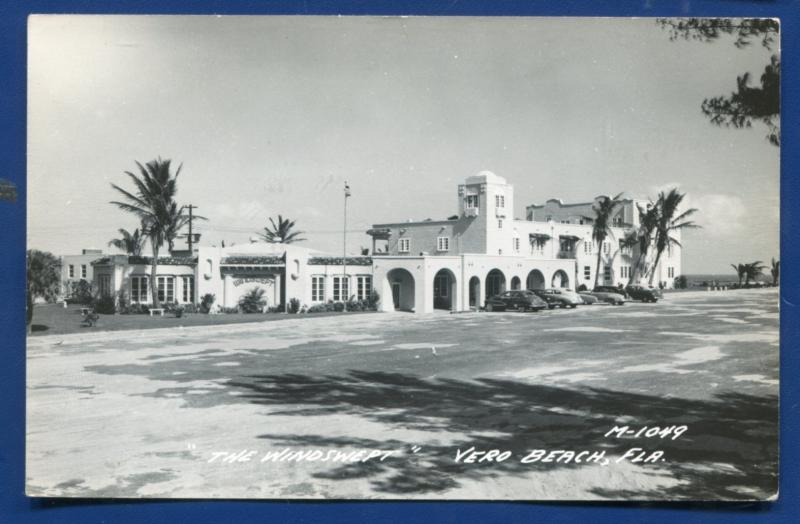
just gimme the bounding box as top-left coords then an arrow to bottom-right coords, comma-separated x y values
1,1 -> 796,522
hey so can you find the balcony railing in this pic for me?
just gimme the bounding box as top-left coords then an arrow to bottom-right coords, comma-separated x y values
557,251 -> 576,259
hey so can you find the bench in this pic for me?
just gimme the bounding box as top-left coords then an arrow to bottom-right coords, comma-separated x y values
80,307 -> 91,316
149,308 -> 165,317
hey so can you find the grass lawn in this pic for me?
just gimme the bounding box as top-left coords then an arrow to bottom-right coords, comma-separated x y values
29,303 -> 376,336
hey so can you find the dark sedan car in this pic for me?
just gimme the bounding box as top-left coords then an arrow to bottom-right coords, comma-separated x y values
531,288 -> 583,309
594,285 -> 629,299
485,290 -> 548,312
625,285 -> 663,303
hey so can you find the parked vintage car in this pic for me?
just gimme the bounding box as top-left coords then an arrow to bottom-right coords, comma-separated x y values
625,284 -> 663,303
588,288 -> 626,305
593,285 -> 629,299
578,293 -> 599,305
485,290 -> 549,312
531,288 -> 582,309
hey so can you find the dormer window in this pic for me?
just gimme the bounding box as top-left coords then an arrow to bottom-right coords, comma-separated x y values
466,195 -> 479,208
437,237 -> 450,252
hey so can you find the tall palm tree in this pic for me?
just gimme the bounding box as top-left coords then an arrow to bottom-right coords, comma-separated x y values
648,189 -> 700,286
110,158 -> 185,307
108,226 -> 146,256
259,215 -> 307,244
628,202 -> 659,285
770,258 -> 779,286
588,193 -> 624,288
744,261 -> 766,286
731,263 -> 747,287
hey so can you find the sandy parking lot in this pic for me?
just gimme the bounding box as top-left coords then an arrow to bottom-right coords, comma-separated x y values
26,288 -> 779,500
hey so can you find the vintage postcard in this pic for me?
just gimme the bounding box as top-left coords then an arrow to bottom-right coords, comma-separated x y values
26,16 -> 779,500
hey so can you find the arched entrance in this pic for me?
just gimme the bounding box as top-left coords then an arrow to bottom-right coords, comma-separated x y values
526,269 -> 545,290
510,276 -> 521,290
469,276 -> 480,309
433,268 -> 457,311
485,269 -> 506,299
552,269 -> 570,289
385,268 -> 416,312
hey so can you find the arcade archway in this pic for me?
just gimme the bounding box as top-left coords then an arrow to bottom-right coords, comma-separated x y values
526,269 -> 545,290
551,269 -> 570,289
385,268 -> 416,311
433,268 -> 457,311
485,269 -> 506,299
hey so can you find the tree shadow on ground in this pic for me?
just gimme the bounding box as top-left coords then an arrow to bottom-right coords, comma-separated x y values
30,324 -> 49,332
228,371 -> 777,500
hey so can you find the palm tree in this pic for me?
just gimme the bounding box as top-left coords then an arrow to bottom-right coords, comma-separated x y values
648,189 -> 700,286
628,202 -> 659,285
770,258 -> 779,286
27,249 -> 61,332
588,193 -> 624,288
259,215 -> 306,244
110,158 -> 185,308
108,226 -> 145,256
744,261 -> 766,286
731,263 -> 747,287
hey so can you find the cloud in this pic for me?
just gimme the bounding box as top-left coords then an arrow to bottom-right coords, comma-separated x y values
211,200 -> 270,225
690,194 -> 745,237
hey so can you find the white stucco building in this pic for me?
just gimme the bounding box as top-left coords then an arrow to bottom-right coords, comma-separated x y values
367,171 -> 680,313
90,171 -> 680,314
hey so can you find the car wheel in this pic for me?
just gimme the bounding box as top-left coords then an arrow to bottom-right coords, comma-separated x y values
570,304 -> 577,309
548,304 -> 556,310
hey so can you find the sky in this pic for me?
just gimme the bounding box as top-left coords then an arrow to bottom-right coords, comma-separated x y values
27,16 -> 780,274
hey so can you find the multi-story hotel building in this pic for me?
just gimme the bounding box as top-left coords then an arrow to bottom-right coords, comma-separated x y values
367,171 -> 680,313
86,171 -> 680,314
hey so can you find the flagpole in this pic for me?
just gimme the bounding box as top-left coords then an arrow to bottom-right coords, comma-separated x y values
343,181 -> 348,311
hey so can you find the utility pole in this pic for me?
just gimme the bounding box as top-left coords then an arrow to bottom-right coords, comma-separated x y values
187,204 -> 197,253
343,182 -> 351,311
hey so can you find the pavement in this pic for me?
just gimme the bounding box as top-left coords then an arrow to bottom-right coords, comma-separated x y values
26,288 -> 779,500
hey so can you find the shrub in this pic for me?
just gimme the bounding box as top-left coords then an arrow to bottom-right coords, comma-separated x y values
182,303 -> 198,314
93,294 -> 116,314
239,288 -> 267,313
200,293 -> 216,314
121,303 -> 150,315
288,297 -> 301,314
69,279 -> 94,305
221,306 -> 240,314
307,304 -> 327,313
367,290 -> 380,309
165,302 -> 185,318
577,284 -> 587,292
674,275 -> 688,289
333,301 -> 345,312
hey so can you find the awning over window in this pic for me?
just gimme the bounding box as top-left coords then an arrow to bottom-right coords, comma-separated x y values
366,228 -> 392,239
559,234 -> 581,241
529,233 -> 551,242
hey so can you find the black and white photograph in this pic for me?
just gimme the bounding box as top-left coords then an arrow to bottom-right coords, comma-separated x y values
25,15 -> 779,500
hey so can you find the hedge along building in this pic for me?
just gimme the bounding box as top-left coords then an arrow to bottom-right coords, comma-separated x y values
367,171 -> 681,314
91,240 -> 375,311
